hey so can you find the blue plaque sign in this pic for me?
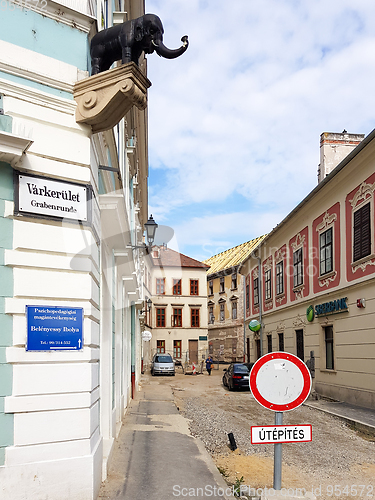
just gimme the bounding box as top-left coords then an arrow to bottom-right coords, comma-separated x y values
26,306 -> 83,351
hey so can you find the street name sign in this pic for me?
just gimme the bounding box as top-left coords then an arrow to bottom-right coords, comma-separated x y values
18,174 -> 88,221
251,424 -> 312,444
249,352 -> 312,411
26,306 -> 83,351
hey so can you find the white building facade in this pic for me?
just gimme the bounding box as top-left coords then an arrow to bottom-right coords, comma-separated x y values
144,246 -> 209,370
0,1 -> 149,498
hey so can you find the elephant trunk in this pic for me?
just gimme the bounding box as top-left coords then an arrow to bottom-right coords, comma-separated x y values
153,36 -> 189,59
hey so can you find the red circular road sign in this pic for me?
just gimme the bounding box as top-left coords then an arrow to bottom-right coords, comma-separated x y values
249,352 -> 312,412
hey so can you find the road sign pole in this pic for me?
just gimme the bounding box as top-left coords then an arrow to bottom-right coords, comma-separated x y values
273,411 -> 283,490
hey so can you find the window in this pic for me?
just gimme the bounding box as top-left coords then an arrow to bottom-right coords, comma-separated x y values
174,340 -> 182,359
208,306 -> 214,324
191,308 -> 200,327
220,303 -> 225,321
190,279 -> 199,295
324,326 -> 334,370
293,248 -> 303,288
246,283 -> 250,310
231,273 -> 237,289
267,334 -> 272,353
173,279 -> 181,295
208,280 -> 213,295
353,203 -> 371,262
219,276 -> 225,292
320,227 -> 333,275
232,301 -> 237,320
296,329 -> 304,361
265,269 -> 271,300
156,308 -> 166,327
253,277 -> 259,305
156,278 -> 165,295
276,261 -> 284,295
173,308 -> 182,327
278,332 -> 284,351
157,340 -> 165,353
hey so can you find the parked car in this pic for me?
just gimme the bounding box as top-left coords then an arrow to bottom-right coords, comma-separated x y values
222,363 -> 250,390
151,353 -> 175,376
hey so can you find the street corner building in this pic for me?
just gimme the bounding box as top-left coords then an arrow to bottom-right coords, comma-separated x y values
240,131 -> 375,410
141,246 -> 210,371
0,1 -> 151,498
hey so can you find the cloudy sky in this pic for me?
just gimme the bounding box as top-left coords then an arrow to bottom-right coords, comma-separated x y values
145,0 -> 375,262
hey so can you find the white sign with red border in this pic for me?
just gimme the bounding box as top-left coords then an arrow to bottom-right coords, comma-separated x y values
249,352 -> 312,412
251,424 -> 312,444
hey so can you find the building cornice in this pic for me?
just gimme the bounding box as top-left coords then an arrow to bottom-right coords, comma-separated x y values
12,0 -> 96,33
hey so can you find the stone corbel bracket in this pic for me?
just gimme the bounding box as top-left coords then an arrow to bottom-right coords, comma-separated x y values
73,62 -> 151,133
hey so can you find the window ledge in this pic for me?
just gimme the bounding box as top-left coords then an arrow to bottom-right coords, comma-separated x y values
264,298 -> 273,304
275,292 -> 285,299
219,291 -> 226,294
320,368 -> 337,374
351,253 -> 375,272
292,284 -> 304,292
319,270 -> 336,280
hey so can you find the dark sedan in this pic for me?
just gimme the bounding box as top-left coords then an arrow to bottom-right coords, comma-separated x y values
222,363 -> 250,391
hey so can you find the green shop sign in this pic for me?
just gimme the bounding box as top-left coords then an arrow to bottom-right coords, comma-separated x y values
306,297 -> 348,322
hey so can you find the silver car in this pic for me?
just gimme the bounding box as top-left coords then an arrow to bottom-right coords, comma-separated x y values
151,353 -> 175,376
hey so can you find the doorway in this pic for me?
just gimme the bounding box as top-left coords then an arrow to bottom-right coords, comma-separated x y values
189,339 -> 198,364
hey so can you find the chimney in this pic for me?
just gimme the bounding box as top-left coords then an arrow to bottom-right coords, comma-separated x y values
318,131 -> 365,183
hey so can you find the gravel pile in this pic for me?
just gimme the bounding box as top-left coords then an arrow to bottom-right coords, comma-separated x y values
178,391 -> 375,483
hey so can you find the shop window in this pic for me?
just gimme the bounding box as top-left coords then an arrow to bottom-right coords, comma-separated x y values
253,277 -> 259,305
190,279 -> 199,295
320,227 -> 333,275
353,202 -> 371,262
191,308 -> 200,327
156,278 -> 165,295
173,279 -> 181,295
255,339 -> 261,359
278,332 -> 284,351
296,329 -> 304,361
324,325 -> 334,370
276,261 -> 284,295
156,308 -> 165,327
293,248 -> 303,288
174,340 -> 182,359
267,334 -> 272,353
157,340 -> 165,353
173,308 -> 182,327
265,269 -> 272,300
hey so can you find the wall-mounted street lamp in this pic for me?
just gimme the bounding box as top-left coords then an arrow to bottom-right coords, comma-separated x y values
128,214 -> 158,251
140,298 -> 152,315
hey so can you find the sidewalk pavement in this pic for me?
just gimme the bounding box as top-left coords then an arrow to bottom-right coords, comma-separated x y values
97,374 -> 375,500
98,375 -> 231,500
304,398 -> 375,436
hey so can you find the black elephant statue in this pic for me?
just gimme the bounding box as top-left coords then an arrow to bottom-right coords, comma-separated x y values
90,13 -> 189,75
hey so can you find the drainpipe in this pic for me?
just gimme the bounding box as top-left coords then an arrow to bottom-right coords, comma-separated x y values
243,274 -> 246,362
250,249 -> 263,357
131,302 -> 136,398
258,253 -> 263,357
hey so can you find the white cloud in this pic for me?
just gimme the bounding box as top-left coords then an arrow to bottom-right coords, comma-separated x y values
145,0 -> 375,256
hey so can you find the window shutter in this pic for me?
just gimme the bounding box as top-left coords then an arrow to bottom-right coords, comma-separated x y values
353,203 -> 371,262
